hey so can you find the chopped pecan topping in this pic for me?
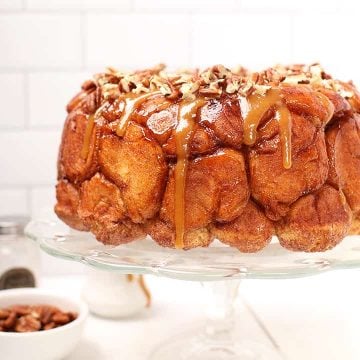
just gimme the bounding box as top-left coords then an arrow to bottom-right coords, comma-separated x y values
81,79 -> 96,91
75,63 -> 357,110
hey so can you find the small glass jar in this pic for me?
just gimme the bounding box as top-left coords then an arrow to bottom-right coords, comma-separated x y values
0,216 -> 41,290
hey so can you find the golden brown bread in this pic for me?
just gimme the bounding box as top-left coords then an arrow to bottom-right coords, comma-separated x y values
98,123 -> 167,223
55,63 -> 360,252
77,173 -> 145,245
249,114 -> 329,220
276,184 -> 351,251
55,180 -> 88,231
210,201 -> 274,252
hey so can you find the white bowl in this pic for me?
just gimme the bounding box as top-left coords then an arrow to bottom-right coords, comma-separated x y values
0,288 -> 88,360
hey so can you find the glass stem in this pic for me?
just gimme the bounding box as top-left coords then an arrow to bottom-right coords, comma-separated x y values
201,280 -> 241,343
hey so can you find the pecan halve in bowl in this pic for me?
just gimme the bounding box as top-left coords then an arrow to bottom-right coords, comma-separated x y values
0,288 -> 88,360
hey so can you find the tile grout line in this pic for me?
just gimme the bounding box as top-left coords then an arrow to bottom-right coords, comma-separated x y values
0,67 -> 86,73
188,12 -> 193,67
129,0 -> 135,12
0,9 -> 132,15
241,297 -> 287,360
80,11 -> 87,70
23,71 -> 30,129
0,126 -> 61,132
0,8 -> 340,15
25,185 -> 32,216
0,184 -> 54,190
289,13 -> 296,64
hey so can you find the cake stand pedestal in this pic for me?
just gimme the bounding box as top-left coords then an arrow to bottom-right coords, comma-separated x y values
25,216 -> 360,360
149,279 -> 282,360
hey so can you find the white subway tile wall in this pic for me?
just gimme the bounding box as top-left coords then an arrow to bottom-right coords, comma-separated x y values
0,73 -> 25,128
26,0 -> 131,10
0,0 -> 23,10
0,130 -> 60,186
241,0 -> 338,11
0,14 -> 83,68
0,188 -> 28,216
134,0 -> 241,12
0,0 -> 358,273
292,13 -> 359,81
29,186 -> 55,217
29,71 -> 90,128
86,14 -> 191,68
191,13 -> 294,69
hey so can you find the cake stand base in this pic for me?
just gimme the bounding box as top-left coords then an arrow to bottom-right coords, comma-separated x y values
150,280 -> 283,360
150,335 -> 282,360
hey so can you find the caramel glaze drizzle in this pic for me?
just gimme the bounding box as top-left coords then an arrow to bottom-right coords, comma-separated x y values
80,101 -> 110,160
138,275 -> 151,307
126,274 -> 151,307
81,91 -> 162,160
126,274 -> 134,282
174,99 -> 206,249
116,91 -> 162,137
80,114 -> 95,160
243,88 -> 292,169
80,87 -> 292,252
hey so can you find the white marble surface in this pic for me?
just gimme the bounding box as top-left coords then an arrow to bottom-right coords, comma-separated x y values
40,270 -> 360,360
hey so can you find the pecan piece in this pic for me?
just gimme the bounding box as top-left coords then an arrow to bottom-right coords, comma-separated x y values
40,307 -> 55,325
15,315 -> 41,333
0,309 -> 9,320
3,311 -> 17,329
81,79 -> 96,92
12,305 -> 30,316
67,312 -> 78,322
52,312 -> 70,325
43,321 -> 57,330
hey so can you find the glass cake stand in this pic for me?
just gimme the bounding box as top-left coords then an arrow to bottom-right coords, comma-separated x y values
25,215 -> 360,360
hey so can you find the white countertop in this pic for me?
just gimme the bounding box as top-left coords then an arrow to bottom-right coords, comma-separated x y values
40,270 -> 360,360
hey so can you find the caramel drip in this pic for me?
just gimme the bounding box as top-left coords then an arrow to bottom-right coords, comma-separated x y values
276,104 -> 292,169
126,274 -> 151,307
174,99 -> 205,249
116,91 -> 162,137
80,114 -> 95,160
243,88 -> 292,169
138,275 -> 151,307
82,91 -> 162,160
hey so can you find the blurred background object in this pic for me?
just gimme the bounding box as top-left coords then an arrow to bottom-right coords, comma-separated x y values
0,216 -> 40,289
82,270 -> 150,318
